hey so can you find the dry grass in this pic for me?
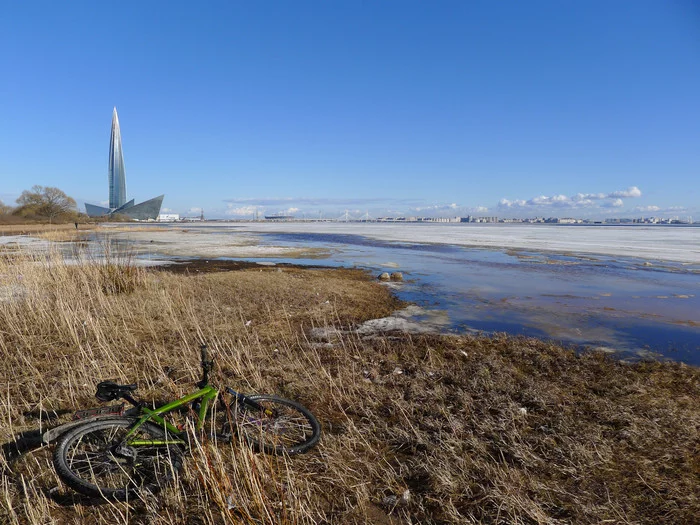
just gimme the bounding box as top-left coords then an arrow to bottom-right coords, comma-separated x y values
0,224 -> 94,236
0,249 -> 698,524
95,226 -> 166,233
31,230 -> 93,242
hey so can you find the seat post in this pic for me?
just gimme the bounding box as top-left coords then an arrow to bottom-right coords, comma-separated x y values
122,393 -> 141,408
198,344 -> 213,388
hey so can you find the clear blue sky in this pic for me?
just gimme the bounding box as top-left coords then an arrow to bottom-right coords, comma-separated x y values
1,1 -> 698,219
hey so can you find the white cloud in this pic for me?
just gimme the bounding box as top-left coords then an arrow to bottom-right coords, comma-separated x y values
572,192 -> 606,202
572,187 -> 642,200
526,194 -> 575,207
633,205 -> 688,215
223,204 -> 300,217
609,186 -> 642,198
412,203 -> 460,213
225,205 -> 258,216
188,207 -> 202,214
161,207 -> 173,213
498,198 -> 527,208
602,198 -> 624,208
499,187 -> 643,211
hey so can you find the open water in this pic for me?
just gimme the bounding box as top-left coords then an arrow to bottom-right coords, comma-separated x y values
234,229 -> 700,365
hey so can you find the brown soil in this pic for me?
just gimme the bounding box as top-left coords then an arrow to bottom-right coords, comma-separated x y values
154,258 -> 331,274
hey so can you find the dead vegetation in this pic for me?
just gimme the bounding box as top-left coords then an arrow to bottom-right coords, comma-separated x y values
0,249 -> 698,524
0,224 -> 93,236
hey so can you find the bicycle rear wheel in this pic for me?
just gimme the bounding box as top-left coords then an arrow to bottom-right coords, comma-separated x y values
228,395 -> 321,455
53,417 -> 184,500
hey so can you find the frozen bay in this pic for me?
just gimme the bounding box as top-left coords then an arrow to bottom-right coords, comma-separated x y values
238,222 -> 700,264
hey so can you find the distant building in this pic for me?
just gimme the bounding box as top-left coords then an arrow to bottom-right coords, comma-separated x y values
158,214 -> 180,222
85,108 -> 164,220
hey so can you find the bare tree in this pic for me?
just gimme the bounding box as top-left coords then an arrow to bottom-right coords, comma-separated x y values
15,186 -> 77,223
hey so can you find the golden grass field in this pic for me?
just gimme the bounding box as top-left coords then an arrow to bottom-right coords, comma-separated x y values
0,224 -> 88,236
0,248 -> 698,524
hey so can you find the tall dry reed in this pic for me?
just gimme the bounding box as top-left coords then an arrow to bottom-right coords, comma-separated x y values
0,246 -> 698,524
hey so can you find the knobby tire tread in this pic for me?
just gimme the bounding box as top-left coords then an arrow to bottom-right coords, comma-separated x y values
234,394 -> 321,455
53,417 -> 184,500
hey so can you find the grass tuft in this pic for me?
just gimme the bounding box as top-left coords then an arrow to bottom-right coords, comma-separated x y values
0,248 -> 697,524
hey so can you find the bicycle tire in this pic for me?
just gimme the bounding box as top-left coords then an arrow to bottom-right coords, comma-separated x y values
53,417 -> 184,500
214,394 -> 321,455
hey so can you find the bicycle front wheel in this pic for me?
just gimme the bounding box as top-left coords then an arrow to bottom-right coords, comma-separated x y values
224,395 -> 321,455
53,417 -> 184,500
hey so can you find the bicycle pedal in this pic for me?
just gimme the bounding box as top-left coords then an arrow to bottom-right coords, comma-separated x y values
114,444 -> 136,458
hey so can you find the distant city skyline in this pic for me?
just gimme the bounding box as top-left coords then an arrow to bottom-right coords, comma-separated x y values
0,2 -> 698,220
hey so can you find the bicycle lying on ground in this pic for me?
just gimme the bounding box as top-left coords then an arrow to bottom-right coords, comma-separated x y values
46,345 -> 321,500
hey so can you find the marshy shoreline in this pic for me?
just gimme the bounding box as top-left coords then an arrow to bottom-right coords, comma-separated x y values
32,221 -> 696,364
0,231 -> 698,524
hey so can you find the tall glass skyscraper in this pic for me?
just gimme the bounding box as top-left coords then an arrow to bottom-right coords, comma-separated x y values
85,107 -> 164,220
108,107 -> 127,209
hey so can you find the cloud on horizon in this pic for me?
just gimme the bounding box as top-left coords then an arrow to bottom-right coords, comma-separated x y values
224,204 -> 301,217
222,197 -> 421,207
633,205 -> 688,215
499,187 -> 642,212
225,205 -> 258,216
410,203 -> 459,213
222,196 -> 458,217
214,187 -> 678,220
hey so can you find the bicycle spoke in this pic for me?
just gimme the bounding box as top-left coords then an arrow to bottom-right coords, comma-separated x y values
57,419 -> 182,497
234,398 -> 318,451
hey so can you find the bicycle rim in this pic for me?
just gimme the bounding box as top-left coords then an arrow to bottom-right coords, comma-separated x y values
55,418 -> 183,499
234,396 -> 320,454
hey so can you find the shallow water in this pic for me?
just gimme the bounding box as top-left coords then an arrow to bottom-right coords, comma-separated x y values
243,230 -> 700,365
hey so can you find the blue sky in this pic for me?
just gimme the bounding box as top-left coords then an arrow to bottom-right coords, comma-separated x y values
1,1 -> 698,220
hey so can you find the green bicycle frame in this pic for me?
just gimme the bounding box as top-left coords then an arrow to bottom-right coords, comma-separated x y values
124,384 -> 220,446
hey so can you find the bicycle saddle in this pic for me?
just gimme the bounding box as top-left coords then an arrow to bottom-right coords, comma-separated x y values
95,381 -> 138,402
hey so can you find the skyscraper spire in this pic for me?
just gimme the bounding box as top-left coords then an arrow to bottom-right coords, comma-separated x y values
109,107 -> 127,209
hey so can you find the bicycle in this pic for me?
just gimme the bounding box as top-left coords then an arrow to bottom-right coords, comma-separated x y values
50,344 -> 321,500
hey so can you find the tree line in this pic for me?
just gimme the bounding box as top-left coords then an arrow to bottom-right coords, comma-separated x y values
0,186 -> 80,224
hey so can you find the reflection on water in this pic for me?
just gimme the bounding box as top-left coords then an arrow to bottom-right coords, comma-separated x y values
254,232 -> 700,365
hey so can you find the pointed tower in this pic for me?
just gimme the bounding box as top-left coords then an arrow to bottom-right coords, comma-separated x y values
86,108 -> 164,220
109,107 -> 127,209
